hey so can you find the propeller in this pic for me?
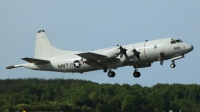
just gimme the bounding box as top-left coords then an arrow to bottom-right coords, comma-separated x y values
132,46 -> 141,60
118,45 -> 129,60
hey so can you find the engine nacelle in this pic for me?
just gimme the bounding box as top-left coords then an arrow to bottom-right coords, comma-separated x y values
103,47 -> 121,58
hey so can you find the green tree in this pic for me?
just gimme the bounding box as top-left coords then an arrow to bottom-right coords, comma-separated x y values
121,95 -> 138,112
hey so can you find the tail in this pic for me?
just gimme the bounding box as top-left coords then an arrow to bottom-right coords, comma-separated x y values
35,30 -> 77,59
6,30 -> 78,69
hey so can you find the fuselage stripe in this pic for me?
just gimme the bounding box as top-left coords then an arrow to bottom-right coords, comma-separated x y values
144,41 -> 149,62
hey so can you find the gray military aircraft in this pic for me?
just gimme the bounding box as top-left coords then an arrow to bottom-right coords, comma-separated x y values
6,30 -> 194,78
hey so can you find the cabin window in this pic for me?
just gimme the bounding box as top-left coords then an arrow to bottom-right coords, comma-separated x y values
171,40 -> 176,44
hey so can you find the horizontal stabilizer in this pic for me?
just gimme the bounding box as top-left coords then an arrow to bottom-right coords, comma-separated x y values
22,57 -> 50,65
76,52 -> 107,60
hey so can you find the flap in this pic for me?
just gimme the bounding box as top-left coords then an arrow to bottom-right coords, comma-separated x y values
84,60 -> 103,68
76,52 -> 107,60
22,57 -> 50,65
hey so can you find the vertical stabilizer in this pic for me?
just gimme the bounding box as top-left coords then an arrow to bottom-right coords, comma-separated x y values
35,30 -> 76,59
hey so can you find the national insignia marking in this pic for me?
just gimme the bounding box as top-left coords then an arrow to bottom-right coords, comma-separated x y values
73,60 -> 81,68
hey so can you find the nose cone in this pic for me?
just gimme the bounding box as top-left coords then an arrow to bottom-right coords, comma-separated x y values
185,44 -> 194,53
188,44 -> 194,52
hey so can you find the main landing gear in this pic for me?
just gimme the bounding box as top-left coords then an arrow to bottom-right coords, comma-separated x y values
103,68 -> 115,78
133,68 -> 141,78
104,68 -> 115,78
107,71 -> 115,78
170,60 -> 176,68
105,68 -> 141,78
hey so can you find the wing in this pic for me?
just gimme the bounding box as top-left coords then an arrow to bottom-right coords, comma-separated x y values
84,60 -> 103,68
76,52 -> 120,68
77,52 -> 106,68
22,57 -> 50,65
76,52 -> 107,60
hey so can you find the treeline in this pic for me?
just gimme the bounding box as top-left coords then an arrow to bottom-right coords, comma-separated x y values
0,78 -> 200,112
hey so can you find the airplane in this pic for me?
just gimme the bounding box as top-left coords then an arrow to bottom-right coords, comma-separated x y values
6,30 -> 194,78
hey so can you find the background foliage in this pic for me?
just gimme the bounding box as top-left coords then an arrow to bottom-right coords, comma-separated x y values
0,79 -> 199,112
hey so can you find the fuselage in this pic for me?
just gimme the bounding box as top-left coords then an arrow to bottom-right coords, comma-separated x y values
22,38 -> 193,73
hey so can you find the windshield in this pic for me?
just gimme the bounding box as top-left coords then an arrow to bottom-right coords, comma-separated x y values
171,40 -> 176,44
176,39 -> 183,43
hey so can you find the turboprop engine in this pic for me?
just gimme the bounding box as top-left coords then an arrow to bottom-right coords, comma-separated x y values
119,46 -> 141,63
103,45 -> 129,59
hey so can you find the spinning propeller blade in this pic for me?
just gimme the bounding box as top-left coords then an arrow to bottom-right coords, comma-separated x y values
132,45 -> 141,60
119,45 -> 129,61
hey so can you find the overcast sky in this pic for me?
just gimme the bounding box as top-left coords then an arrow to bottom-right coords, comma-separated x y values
1,1 -> 199,86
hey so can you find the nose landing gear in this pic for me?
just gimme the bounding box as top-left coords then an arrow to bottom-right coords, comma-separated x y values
170,60 -> 176,68
170,64 -> 176,68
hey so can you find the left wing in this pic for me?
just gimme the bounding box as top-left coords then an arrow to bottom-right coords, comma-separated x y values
77,52 -> 120,68
76,52 -> 107,60
76,52 -> 107,68
84,60 -> 103,68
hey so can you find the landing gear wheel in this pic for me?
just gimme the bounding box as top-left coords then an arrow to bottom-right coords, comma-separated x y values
108,71 -> 115,77
133,68 -> 141,78
133,72 -> 141,78
170,64 -> 176,68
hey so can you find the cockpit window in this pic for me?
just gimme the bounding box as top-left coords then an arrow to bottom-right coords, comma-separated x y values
176,39 -> 183,43
171,40 -> 176,44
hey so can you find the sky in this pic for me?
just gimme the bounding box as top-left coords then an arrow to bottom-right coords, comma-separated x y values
0,1 -> 199,87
